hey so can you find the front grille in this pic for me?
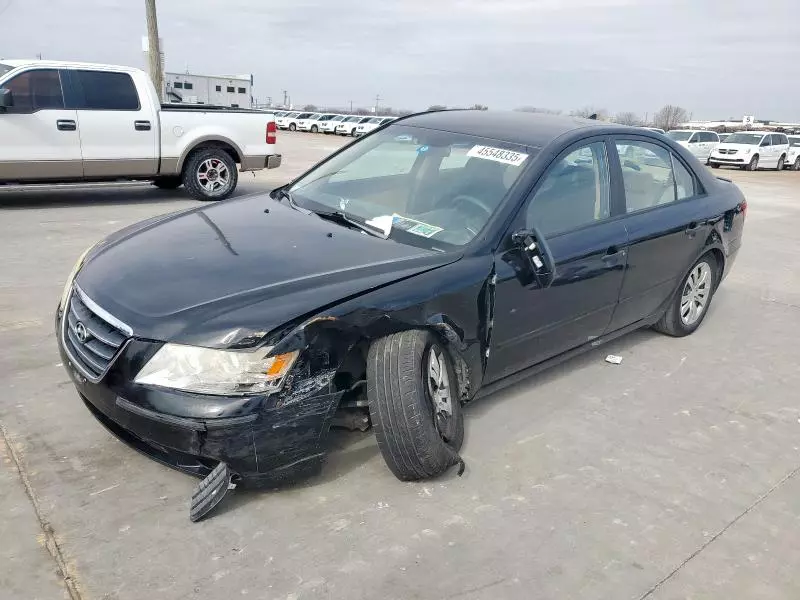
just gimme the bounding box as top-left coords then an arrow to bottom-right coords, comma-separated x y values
718,149 -> 738,155
62,287 -> 129,381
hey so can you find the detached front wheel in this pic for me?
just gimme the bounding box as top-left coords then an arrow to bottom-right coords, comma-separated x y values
182,148 -> 238,201
367,330 -> 464,481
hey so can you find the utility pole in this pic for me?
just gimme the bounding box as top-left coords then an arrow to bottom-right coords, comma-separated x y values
145,0 -> 164,101
282,90 -> 288,107
349,100 -> 353,113
374,94 -> 381,114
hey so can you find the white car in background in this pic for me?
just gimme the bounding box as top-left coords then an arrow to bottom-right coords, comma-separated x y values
296,113 -> 323,132
708,131 -> 790,171
354,116 -> 395,136
276,111 -> 300,130
784,135 -> 800,170
336,116 -> 371,136
304,113 -> 340,133
282,112 -> 315,132
320,114 -> 348,134
666,130 -> 720,163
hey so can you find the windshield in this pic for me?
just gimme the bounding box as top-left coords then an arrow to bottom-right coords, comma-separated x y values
725,133 -> 764,145
666,131 -> 693,142
332,115 -> 345,122
0,63 -> 13,78
289,125 -> 532,250
788,136 -> 800,147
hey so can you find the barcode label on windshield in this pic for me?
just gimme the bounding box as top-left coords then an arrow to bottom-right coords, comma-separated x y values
467,145 -> 528,166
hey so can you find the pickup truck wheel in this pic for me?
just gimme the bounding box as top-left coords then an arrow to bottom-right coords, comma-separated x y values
654,254 -> 718,337
183,148 -> 238,201
367,330 -> 464,481
153,176 -> 182,190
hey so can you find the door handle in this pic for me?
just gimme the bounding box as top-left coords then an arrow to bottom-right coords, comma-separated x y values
684,221 -> 705,236
602,247 -> 626,265
56,119 -> 77,131
134,120 -> 152,131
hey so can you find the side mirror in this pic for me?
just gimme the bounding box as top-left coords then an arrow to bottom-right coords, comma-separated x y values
511,229 -> 555,288
0,88 -> 12,108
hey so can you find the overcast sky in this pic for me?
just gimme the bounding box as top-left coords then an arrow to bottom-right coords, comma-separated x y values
2,0 -> 798,120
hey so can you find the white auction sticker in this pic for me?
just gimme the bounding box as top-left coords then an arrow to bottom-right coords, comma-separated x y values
467,145 -> 529,166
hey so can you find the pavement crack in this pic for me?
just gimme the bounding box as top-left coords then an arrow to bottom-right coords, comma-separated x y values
636,462 -> 800,600
0,421 -> 84,600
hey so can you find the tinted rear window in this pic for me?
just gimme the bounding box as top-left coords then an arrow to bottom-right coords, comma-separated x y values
73,70 -> 140,110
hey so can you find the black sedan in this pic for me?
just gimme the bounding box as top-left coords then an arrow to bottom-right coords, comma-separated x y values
56,111 -> 746,520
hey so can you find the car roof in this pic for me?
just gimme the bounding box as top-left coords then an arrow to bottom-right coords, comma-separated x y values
399,110 -> 621,149
0,59 -> 141,73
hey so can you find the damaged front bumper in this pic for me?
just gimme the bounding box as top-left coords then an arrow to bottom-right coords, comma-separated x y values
57,316 -> 345,487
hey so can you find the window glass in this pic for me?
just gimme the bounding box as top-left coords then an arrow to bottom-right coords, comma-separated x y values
672,156 -> 695,200
238,87 -> 246,94
215,85 -> 221,92
1,69 -> 64,111
74,70 -> 139,110
184,82 -> 193,90
227,86 -> 234,93
775,134 -> 788,145
708,132 -> 720,142
616,140 -> 676,211
526,142 -> 610,235
761,135 -> 772,146
290,125 -> 530,248
173,82 -> 183,89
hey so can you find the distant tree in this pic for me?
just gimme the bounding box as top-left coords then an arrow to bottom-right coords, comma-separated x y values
514,106 -> 562,114
613,111 -> 642,126
397,109 -> 415,116
427,104 -> 447,111
653,105 -> 689,131
471,104 -> 489,111
302,104 -> 318,111
571,106 -> 608,120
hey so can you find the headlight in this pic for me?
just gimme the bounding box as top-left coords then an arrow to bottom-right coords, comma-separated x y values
134,343 -> 299,396
59,244 -> 96,310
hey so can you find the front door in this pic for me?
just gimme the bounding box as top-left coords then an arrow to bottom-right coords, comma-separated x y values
0,68 -> 83,181
607,137 -> 712,330
487,139 -> 629,383
65,69 -> 158,177
759,134 -> 777,168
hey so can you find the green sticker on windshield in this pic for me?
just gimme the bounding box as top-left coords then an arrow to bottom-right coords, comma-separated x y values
391,214 -> 443,238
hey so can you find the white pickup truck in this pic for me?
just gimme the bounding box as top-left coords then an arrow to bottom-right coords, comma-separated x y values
0,60 -> 281,200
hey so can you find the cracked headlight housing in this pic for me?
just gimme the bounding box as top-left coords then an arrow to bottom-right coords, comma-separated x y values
134,344 -> 298,396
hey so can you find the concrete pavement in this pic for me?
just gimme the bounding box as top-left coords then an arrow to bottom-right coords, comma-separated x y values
1,134 -> 800,599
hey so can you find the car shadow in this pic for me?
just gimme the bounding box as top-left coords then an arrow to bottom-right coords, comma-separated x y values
0,183 -> 273,210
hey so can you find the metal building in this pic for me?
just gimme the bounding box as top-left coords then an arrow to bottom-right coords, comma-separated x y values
163,72 -> 253,108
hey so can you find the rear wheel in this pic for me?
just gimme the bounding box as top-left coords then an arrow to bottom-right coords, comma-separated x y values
367,330 -> 464,481
745,154 -> 759,171
153,176 -> 182,189
182,148 -> 238,201
654,254 -> 718,337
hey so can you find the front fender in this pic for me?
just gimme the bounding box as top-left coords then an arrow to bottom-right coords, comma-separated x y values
270,255 -> 495,402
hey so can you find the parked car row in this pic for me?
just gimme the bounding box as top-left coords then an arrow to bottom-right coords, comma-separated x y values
656,129 -> 800,171
273,111 -> 396,136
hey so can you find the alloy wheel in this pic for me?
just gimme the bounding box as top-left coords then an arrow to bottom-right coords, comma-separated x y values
680,262 -> 712,326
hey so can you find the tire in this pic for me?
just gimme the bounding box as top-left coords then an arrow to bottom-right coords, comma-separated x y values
152,176 -> 182,189
654,253 -> 718,337
367,330 -> 465,481
289,123 -> 296,131
776,155 -> 785,171
794,157 -> 800,171
351,128 -> 357,137
182,148 -> 238,201
710,163 -> 720,169
311,125 -> 318,133
745,154 -> 759,171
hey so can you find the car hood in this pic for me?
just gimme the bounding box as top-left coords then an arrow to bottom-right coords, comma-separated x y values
714,143 -> 757,152
76,196 -> 460,347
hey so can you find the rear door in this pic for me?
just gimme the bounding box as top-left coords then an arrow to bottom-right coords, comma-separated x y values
487,138 -> 629,382
607,137 -> 711,330
0,68 -> 82,180
67,69 -> 158,177
759,134 -> 776,167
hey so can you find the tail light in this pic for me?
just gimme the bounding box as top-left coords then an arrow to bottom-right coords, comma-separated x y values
266,121 -> 277,144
